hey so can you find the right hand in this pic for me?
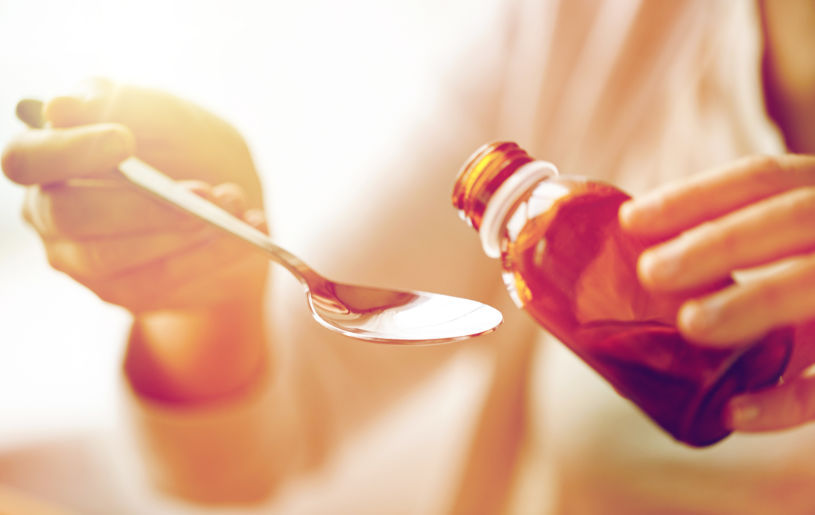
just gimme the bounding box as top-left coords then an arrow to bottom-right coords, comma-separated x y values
2,79 -> 269,314
2,79 -> 271,401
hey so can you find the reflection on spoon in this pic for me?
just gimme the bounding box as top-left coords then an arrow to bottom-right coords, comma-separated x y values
313,283 -> 502,344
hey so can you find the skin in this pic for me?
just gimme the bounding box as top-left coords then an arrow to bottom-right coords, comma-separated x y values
1,66 -> 533,507
2,2 -> 813,449
620,0 -> 815,433
2,78 -> 270,403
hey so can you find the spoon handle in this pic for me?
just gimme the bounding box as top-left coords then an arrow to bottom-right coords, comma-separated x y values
117,157 -> 313,279
15,99 -> 313,282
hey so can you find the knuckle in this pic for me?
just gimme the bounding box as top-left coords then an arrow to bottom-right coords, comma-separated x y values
784,186 -> 815,224
714,224 -> 742,254
741,154 -> 785,190
746,154 -> 783,178
747,281 -> 787,325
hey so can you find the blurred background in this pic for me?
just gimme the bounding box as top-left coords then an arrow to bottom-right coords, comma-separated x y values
8,2 -> 815,514
0,0 -> 498,452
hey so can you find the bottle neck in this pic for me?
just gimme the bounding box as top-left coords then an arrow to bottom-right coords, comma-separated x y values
453,142 -> 535,231
479,161 -> 558,257
453,142 -> 558,258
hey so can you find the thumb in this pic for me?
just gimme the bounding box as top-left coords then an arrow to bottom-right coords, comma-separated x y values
44,77 -> 116,128
727,373 -> 815,432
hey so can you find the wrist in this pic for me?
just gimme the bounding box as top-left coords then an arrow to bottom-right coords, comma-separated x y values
124,298 -> 269,404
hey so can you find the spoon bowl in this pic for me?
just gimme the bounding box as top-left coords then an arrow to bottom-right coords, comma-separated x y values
16,98 -> 503,344
307,280 -> 503,344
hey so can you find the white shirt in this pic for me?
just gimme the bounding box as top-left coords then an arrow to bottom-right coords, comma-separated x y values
4,1 -> 815,514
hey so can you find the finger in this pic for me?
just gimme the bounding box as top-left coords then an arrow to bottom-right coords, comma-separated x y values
181,179 -> 217,202
23,181 -> 212,238
727,372 -> 815,431
44,227 -> 218,281
16,98 -> 46,128
678,253 -> 815,344
42,180 -> 240,280
43,77 -> 124,128
153,247 -> 268,310
212,182 -> 248,216
638,186 -> 815,291
42,80 -> 263,208
243,208 -> 268,234
88,232 -> 267,312
785,320 -> 815,380
44,78 -> 219,152
45,78 -> 161,130
620,154 -> 815,238
2,124 -> 134,185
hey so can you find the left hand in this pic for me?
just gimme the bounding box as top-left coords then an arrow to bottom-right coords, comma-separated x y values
620,154 -> 815,432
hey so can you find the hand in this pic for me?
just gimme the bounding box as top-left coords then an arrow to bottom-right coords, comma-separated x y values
620,154 -> 815,431
2,79 -> 270,401
2,78 -> 268,312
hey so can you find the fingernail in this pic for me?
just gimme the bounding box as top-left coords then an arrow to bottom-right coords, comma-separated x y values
729,398 -> 761,427
213,184 -> 246,215
618,200 -> 636,226
219,195 -> 243,215
245,209 -> 264,223
16,99 -> 46,129
620,196 -> 660,226
244,209 -> 267,230
638,248 -> 681,288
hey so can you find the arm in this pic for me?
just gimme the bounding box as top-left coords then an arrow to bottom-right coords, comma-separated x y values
1,54 -> 526,502
2,80 -> 279,500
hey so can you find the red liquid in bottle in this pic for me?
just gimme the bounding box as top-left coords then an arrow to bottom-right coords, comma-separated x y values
454,142 -> 792,446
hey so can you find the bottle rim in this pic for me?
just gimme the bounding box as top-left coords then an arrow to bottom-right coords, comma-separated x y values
479,160 -> 558,257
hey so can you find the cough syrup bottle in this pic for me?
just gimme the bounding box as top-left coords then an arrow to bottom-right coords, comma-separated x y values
453,141 -> 792,446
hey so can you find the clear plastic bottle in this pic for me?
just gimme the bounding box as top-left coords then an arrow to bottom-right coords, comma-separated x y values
453,141 -> 792,447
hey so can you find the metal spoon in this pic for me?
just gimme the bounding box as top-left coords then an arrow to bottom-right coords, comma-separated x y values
16,99 -> 502,344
